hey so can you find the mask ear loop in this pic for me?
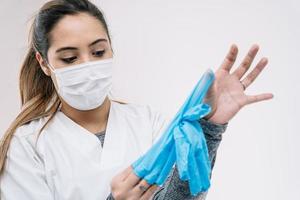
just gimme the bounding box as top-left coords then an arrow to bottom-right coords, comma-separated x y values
44,58 -> 60,98
46,61 -> 56,73
36,50 -> 55,73
108,88 -> 128,104
42,56 -> 55,73
108,87 -> 115,100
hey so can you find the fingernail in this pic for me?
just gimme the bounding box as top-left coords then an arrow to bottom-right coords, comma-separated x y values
261,57 -> 268,63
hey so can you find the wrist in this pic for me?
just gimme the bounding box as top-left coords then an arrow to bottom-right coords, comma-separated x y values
205,112 -> 229,125
203,104 -> 217,121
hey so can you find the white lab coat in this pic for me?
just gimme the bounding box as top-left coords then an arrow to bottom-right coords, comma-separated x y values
0,101 -> 170,200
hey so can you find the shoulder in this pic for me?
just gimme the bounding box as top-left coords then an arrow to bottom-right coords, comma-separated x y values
13,116 -> 48,139
4,117 -> 49,173
9,116 -> 49,157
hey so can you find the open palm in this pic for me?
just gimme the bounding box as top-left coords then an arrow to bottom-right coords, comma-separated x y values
203,44 -> 273,125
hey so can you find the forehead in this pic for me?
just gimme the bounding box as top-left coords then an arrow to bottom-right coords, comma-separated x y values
48,12 -> 108,48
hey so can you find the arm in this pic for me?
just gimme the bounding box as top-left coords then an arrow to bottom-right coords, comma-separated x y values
105,108 -> 228,200
107,44 -> 271,200
0,132 -> 54,200
152,118 -> 228,200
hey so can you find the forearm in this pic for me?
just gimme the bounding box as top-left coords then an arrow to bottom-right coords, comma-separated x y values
152,118 -> 228,200
200,118 -> 228,171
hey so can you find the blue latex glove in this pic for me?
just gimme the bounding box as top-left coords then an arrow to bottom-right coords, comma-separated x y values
132,68 -> 215,196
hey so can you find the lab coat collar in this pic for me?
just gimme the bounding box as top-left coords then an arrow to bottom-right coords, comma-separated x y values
54,100 -> 127,170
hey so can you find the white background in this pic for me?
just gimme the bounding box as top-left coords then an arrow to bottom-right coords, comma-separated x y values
0,0 -> 299,199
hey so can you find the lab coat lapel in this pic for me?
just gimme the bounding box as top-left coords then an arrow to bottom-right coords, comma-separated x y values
55,111 -> 102,165
99,101 -> 127,170
54,101 -> 127,169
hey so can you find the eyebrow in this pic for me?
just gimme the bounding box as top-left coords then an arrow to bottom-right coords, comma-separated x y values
55,38 -> 108,53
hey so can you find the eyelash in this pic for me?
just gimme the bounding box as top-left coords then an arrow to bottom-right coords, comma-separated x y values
93,50 -> 105,57
61,56 -> 77,64
61,50 -> 106,64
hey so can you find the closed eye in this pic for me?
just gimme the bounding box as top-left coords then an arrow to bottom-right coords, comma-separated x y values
61,56 -> 77,64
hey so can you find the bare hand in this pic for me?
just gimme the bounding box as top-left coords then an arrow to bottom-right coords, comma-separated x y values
203,44 -> 274,124
110,166 -> 159,200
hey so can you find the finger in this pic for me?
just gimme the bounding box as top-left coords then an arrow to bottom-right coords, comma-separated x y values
132,179 -> 151,196
115,166 -> 133,181
110,166 -> 133,191
233,44 -> 259,79
246,93 -> 274,105
241,57 -> 268,88
141,185 -> 160,200
219,44 -> 238,72
124,171 -> 142,188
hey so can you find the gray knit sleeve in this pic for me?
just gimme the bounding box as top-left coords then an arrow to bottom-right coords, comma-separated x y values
151,118 -> 228,200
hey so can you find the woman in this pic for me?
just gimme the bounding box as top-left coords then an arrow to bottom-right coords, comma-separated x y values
0,0 -> 273,199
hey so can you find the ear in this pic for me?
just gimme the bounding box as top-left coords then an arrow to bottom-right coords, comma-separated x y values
35,52 -> 51,76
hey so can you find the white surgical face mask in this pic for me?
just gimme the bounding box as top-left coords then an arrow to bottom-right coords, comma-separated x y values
48,58 -> 113,111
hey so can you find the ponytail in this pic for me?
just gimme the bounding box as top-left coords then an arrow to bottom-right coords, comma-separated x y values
0,45 -> 61,175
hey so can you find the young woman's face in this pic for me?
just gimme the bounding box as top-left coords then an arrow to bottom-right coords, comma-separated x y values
46,12 -> 113,70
